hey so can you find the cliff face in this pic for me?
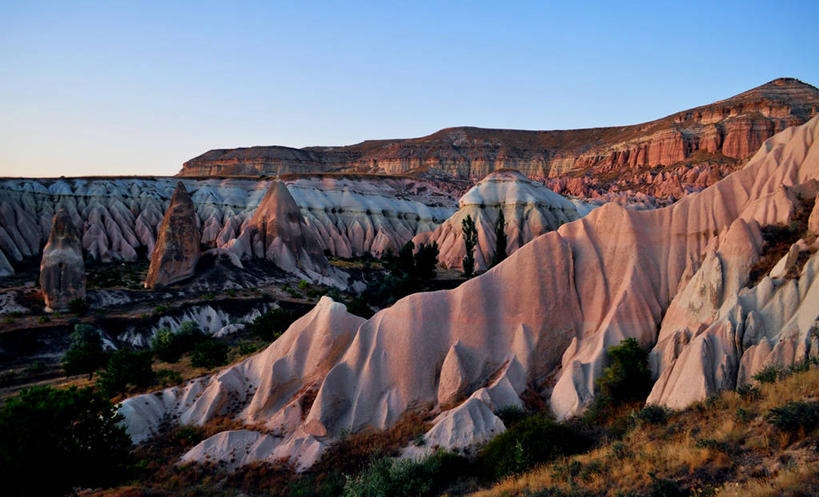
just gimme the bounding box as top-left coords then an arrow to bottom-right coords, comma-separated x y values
179,79 -> 819,185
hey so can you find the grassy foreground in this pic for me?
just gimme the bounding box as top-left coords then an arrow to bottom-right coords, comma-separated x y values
469,366 -> 819,497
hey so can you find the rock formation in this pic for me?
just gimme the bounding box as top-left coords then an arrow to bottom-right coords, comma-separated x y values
179,79 -> 819,191
226,181 -> 334,284
121,116 -> 819,471
40,207 -> 86,311
144,182 -> 201,289
0,175 -> 455,273
413,169 -> 584,270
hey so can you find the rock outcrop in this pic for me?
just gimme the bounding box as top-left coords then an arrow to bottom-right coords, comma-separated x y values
179,79 -> 819,196
122,116 -> 819,470
226,181 -> 332,282
413,170 -> 584,270
40,207 -> 86,311
0,175 -> 456,276
144,182 -> 201,289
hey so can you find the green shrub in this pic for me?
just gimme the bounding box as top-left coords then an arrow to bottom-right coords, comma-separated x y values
190,340 -> 229,369
238,341 -> 262,355
249,307 -> 297,342
495,405 -> 529,428
736,383 -> 762,401
753,365 -> 781,383
766,401 -> 819,433
586,338 -> 652,422
38,315 -> 50,323
97,349 -> 154,397
153,304 -> 168,314
0,385 -> 132,496
155,368 -> 183,387
636,404 -> 669,425
343,450 -> 467,497
479,415 -> 590,480
226,288 -> 236,297
346,296 -> 375,319
67,297 -> 89,316
298,279 -> 310,290
27,361 -> 46,374
151,321 -> 205,363
62,323 -> 109,377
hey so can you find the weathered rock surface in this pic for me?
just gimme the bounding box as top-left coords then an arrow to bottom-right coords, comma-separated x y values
40,207 -> 86,311
413,169 -> 584,270
226,181 -> 334,283
144,182 -> 200,288
179,79 -> 819,199
0,175 -> 456,277
121,116 -> 819,470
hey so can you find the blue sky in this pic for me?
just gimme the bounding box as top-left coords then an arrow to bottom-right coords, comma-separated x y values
2,1 -> 818,177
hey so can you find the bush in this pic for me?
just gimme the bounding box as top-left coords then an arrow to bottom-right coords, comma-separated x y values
0,385 -> 132,496
636,404 -> 669,425
249,307 -> 297,342
346,296 -> 375,319
753,365 -> 781,383
62,323 -> 109,377
151,321 -> 205,363
736,383 -> 762,401
586,338 -> 652,422
190,339 -> 229,369
67,297 -> 89,316
343,450 -> 467,497
97,349 -> 154,397
495,405 -> 529,428
155,368 -> 183,387
479,415 -> 589,480
766,401 -> 819,433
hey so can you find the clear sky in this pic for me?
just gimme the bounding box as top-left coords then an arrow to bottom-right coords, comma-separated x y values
2,1 -> 818,177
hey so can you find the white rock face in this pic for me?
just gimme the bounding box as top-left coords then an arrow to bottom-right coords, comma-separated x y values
121,116 -> 819,471
0,176 -> 457,275
413,169 -> 583,270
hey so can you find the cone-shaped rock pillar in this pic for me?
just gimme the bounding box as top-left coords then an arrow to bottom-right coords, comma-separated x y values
233,180 -> 329,277
144,182 -> 200,289
40,207 -> 85,311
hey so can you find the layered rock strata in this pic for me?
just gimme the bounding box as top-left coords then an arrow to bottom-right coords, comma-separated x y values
180,79 -> 819,188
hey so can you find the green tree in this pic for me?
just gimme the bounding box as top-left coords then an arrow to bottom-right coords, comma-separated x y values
0,385 -> 133,496
461,214 -> 478,278
97,349 -> 154,397
62,323 -> 109,378
490,208 -> 508,267
151,321 -> 205,363
191,339 -> 229,369
249,307 -> 297,342
413,242 -> 439,281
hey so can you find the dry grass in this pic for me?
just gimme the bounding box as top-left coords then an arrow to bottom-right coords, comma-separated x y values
470,367 -> 819,497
